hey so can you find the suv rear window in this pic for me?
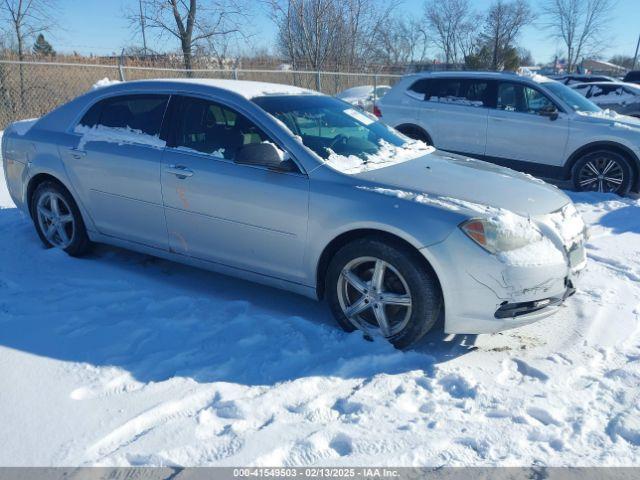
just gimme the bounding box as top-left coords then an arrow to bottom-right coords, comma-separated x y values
425,78 -> 494,107
624,71 -> 640,82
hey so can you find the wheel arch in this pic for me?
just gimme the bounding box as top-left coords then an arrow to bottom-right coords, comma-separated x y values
26,173 -> 83,220
394,123 -> 433,144
315,228 -> 443,302
566,141 -> 640,190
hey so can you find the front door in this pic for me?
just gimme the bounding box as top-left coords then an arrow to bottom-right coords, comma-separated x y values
485,82 -> 569,169
61,94 -> 170,249
160,95 -> 310,283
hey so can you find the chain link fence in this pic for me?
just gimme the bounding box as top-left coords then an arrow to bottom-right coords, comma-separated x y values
0,59 -> 402,129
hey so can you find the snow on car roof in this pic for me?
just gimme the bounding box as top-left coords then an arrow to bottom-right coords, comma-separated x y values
135,78 -> 321,99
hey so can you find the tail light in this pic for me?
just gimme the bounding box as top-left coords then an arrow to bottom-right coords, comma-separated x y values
373,105 -> 382,118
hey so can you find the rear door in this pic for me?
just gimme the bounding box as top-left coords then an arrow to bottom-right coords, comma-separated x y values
418,77 -> 493,156
61,94 -> 170,249
160,95 -> 310,282
485,81 -> 569,169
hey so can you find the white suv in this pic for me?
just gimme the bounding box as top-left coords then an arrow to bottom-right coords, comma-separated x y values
377,71 -> 640,195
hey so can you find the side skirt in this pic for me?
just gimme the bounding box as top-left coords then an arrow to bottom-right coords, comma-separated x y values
87,231 -> 320,300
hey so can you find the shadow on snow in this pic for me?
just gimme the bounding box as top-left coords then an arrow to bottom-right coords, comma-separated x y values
0,207 -> 477,387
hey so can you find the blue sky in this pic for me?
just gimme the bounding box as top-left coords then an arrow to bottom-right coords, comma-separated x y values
53,0 -> 639,64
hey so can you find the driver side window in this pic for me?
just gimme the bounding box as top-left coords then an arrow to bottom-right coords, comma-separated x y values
497,83 -> 555,115
172,96 -> 271,160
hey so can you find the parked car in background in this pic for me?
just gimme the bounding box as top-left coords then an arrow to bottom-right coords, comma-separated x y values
2,79 -> 587,348
377,71 -> 640,195
552,74 -> 617,85
571,82 -> 640,118
624,71 -> 640,85
336,85 -> 391,112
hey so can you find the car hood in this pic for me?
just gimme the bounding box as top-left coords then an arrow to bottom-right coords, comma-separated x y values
353,151 -> 570,216
575,110 -> 640,130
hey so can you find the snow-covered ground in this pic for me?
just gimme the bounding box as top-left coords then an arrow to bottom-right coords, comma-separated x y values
1,165 -> 639,467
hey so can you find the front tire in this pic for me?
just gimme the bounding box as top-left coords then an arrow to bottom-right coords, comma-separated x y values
572,150 -> 633,195
31,181 -> 90,256
326,237 -> 442,349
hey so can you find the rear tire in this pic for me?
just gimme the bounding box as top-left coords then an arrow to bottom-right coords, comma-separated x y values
572,150 -> 633,196
31,181 -> 90,257
326,236 -> 442,349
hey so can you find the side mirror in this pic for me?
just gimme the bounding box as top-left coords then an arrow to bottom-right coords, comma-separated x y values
539,105 -> 559,121
235,142 -> 294,172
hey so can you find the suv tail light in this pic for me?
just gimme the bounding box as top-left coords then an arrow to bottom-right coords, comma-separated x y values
373,105 -> 382,118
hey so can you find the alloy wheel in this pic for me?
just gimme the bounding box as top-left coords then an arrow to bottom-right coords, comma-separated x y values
577,157 -> 624,193
36,192 -> 75,249
337,256 -> 413,338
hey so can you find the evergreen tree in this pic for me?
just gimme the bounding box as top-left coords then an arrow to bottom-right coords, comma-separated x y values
32,34 -> 55,56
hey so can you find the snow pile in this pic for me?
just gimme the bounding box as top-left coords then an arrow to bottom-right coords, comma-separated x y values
74,124 -> 166,150
357,186 -> 493,213
326,140 -> 434,174
10,118 -> 39,136
546,203 -> 587,245
165,79 -> 319,99
487,210 -> 564,267
91,78 -> 122,90
428,96 -> 484,107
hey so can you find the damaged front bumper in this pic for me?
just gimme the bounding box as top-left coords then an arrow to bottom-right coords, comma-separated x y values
421,225 -> 587,335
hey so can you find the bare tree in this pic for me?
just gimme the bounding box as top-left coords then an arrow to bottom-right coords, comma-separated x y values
127,0 -> 249,73
0,0 -> 56,107
481,0 -> 534,70
542,0 -> 617,73
268,0 -> 395,77
373,18 -> 429,67
424,0 -> 478,67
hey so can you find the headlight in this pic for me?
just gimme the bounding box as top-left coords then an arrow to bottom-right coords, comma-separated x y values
460,215 -> 543,254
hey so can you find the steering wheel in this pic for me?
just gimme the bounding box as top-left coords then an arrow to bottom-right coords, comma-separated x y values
328,134 -> 349,151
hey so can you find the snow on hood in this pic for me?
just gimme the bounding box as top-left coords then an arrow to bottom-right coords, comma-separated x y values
10,118 -> 39,136
91,78 -> 122,90
325,140 -> 435,174
74,124 -> 166,150
357,186 -> 565,267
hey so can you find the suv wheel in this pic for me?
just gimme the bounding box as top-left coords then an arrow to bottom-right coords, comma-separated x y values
397,126 -> 431,145
326,237 -> 442,349
31,181 -> 90,256
572,150 -> 633,196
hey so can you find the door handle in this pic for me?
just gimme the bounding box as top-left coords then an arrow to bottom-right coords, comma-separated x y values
68,147 -> 86,159
165,165 -> 194,178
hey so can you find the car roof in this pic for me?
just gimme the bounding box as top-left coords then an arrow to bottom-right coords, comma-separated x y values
98,78 -> 321,100
404,70 -> 553,84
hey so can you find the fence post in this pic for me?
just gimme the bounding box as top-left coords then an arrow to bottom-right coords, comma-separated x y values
118,49 -> 126,82
316,70 -> 321,92
373,73 -> 378,110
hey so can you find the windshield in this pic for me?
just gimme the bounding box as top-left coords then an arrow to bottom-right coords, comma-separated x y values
545,81 -> 601,113
252,95 -> 427,167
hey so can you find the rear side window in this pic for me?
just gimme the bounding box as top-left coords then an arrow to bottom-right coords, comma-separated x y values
407,79 -> 431,99
427,78 -> 493,107
79,94 -> 169,136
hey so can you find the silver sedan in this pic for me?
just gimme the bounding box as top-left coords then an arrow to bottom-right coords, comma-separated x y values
1,79 -> 587,348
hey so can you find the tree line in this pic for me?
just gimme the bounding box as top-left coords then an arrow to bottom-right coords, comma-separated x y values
0,0 -> 629,74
